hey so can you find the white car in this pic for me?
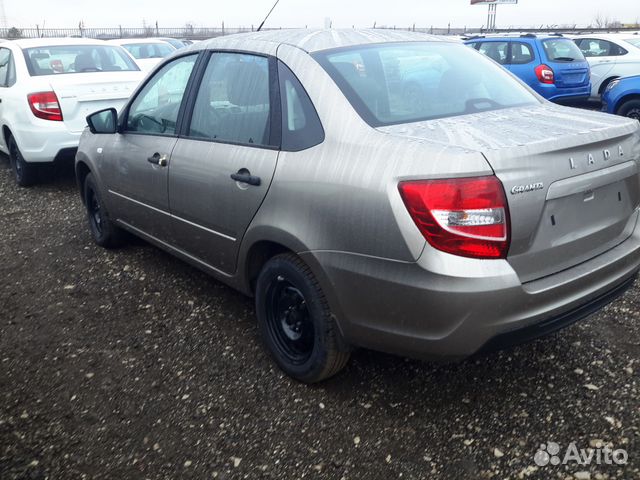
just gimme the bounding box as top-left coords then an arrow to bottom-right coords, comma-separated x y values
572,33 -> 640,99
0,38 -> 145,186
108,39 -> 176,72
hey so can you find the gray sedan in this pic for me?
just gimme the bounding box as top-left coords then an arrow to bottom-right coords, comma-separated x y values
76,29 -> 640,382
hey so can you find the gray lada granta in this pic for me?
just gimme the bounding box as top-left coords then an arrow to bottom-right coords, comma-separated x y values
75,29 -> 640,382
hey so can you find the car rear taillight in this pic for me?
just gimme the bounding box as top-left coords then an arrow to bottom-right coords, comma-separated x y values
27,91 -> 63,121
398,176 -> 510,259
534,64 -> 555,84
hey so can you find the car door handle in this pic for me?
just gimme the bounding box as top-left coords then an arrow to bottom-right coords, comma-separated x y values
147,153 -> 168,167
230,170 -> 261,186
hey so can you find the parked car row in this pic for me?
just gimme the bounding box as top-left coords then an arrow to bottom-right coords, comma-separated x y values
2,30 -> 640,383
464,32 -> 640,115
0,36 -> 186,185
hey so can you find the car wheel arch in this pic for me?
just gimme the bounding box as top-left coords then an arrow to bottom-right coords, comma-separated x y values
616,94 -> 640,116
75,160 -> 92,205
599,76 -> 620,95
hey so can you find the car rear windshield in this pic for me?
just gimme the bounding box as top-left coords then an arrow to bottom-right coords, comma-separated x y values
625,38 -> 640,48
25,45 -> 139,76
313,42 -> 539,127
123,43 -> 174,59
541,38 -> 586,62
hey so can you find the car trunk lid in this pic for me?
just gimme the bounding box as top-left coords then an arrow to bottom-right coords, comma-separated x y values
378,104 -> 640,282
47,72 -> 144,132
552,60 -> 590,87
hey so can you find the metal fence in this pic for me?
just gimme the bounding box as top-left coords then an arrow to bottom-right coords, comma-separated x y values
1,25 -> 639,41
0,26 -> 267,40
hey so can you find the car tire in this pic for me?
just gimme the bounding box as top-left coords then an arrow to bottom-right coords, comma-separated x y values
83,173 -> 126,248
8,135 -> 38,187
617,99 -> 640,121
255,253 -> 351,383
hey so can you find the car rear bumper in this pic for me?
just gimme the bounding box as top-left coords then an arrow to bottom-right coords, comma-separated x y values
539,84 -> 592,102
302,221 -> 640,360
15,125 -> 82,164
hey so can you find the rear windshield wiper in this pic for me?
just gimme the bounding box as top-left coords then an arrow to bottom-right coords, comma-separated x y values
553,57 -> 576,61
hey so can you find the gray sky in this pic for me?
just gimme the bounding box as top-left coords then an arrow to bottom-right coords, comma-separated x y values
2,0 -> 638,29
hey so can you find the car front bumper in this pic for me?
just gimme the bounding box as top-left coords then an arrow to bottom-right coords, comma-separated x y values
302,222 -> 640,360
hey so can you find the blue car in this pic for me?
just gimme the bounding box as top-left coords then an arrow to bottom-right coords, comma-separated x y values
465,34 -> 591,103
602,75 -> 640,120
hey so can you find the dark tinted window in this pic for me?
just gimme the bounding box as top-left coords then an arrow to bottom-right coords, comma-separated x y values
576,38 -> 628,57
542,39 -> 586,62
278,61 -> 324,152
188,53 -> 274,147
126,54 -> 196,135
24,45 -> 139,75
314,42 -> 538,127
510,42 -> 534,64
478,41 -> 509,65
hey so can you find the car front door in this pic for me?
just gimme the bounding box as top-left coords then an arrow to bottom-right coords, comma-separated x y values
167,51 -> 280,274
101,53 -> 199,241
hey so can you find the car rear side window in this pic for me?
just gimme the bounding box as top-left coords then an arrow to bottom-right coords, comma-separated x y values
188,52 -> 275,147
576,38 -> 628,57
478,41 -> 509,65
123,43 -> 175,59
24,45 -> 139,75
510,42 -> 534,64
314,42 -> 538,127
278,61 -> 324,152
542,39 -> 586,62
126,54 -> 197,135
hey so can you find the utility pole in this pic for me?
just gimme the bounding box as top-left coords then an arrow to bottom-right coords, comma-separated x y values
0,0 -> 7,30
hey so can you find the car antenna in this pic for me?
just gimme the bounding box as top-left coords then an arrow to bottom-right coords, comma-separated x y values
257,0 -> 281,32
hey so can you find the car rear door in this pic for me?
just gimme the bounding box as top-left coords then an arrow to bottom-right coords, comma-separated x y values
575,38 -> 621,93
101,53 -> 199,241
506,41 -> 536,87
0,46 -> 16,153
167,51 -> 280,274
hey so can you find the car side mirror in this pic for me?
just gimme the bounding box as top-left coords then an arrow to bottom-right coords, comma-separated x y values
86,108 -> 118,134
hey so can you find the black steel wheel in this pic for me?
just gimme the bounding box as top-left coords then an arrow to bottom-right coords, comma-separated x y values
83,173 -> 125,248
8,135 -> 37,187
256,253 -> 350,383
618,99 -> 640,121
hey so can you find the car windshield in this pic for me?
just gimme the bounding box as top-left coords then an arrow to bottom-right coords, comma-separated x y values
24,44 -> 139,76
542,38 -> 586,62
625,38 -> 640,48
313,42 -> 539,127
123,43 -> 175,59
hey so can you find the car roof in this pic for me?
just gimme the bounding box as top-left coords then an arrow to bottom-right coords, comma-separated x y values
108,38 -> 176,46
466,34 -> 567,42
8,37 -> 111,49
195,28 -> 445,54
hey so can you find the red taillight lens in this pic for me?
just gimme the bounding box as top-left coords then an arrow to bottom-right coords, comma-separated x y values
398,176 -> 510,259
535,64 -> 555,84
27,91 -> 63,121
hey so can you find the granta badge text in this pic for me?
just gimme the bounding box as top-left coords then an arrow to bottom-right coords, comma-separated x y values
510,182 -> 544,195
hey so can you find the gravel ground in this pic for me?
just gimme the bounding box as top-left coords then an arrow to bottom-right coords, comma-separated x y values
0,156 -> 638,480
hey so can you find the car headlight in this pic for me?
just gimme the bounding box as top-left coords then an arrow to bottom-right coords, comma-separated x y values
605,79 -> 621,93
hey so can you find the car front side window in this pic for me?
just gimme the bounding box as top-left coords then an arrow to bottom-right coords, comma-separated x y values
187,52 -> 274,147
125,54 -> 197,135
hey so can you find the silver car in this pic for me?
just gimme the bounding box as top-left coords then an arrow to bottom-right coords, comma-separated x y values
76,30 -> 640,383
